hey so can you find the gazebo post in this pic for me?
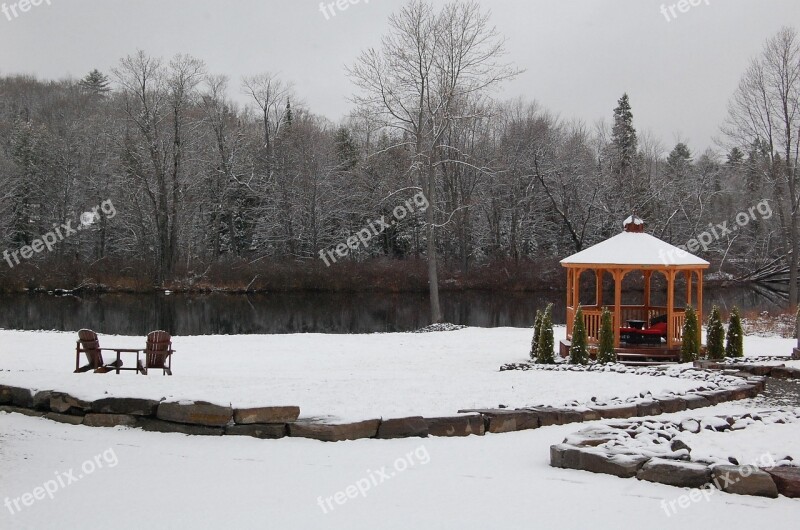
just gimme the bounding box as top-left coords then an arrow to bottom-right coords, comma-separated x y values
613,269 -> 622,347
697,270 -> 703,346
643,270 -> 651,320
666,270 -> 675,349
685,270 -> 692,307
596,269 -> 603,308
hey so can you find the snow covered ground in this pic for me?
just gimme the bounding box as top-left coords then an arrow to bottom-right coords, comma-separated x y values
1,327 -> 799,529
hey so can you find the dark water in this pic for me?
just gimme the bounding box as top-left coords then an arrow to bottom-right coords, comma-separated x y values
0,285 -> 789,336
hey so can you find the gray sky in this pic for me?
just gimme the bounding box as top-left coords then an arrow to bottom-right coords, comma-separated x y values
1,0 -> 798,154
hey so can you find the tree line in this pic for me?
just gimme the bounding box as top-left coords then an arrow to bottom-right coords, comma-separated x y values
0,1 -> 797,305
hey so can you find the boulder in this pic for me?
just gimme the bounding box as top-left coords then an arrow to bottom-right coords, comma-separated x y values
589,404 -> 638,420
459,409 -> 539,433
225,424 -> 287,439
138,418 -> 224,436
0,385 -> 11,404
576,407 -> 601,422
522,407 -> 561,427
157,401 -> 233,427
32,390 -> 53,411
83,413 -> 138,428
637,458 -> 711,488
0,385 -> 33,408
726,386 -> 752,401
764,467 -> 800,498
376,416 -> 428,439
712,465 -> 779,498
578,449 -> 649,478
655,396 -> 686,413
49,392 -> 92,414
770,366 -> 800,379
550,444 -> 582,469
696,390 -> 732,406
45,412 -> 84,425
557,408 -> 586,425
0,405 -> 44,418
288,419 -> 380,442
233,406 -> 300,425
636,401 -> 663,417
425,415 -> 485,437
91,397 -> 160,416
681,394 -> 711,410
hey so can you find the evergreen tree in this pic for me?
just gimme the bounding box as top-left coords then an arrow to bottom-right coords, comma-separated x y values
569,306 -> 589,365
725,306 -> 744,358
597,307 -> 617,364
681,306 -> 700,362
611,93 -> 638,175
333,126 -> 359,171
536,304 -> 555,364
530,309 -> 542,361
706,305 -> 725,360
79,69 -> 111,96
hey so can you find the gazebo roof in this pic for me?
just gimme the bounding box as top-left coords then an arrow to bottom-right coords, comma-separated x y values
560,231 -> 710,267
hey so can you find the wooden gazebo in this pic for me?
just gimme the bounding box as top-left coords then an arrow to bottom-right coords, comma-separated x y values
559,216 -> 710,360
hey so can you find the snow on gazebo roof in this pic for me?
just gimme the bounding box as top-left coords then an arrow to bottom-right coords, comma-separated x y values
560,217 -> 710,267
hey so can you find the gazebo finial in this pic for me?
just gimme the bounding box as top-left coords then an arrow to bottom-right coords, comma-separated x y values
623,214 -> 645,233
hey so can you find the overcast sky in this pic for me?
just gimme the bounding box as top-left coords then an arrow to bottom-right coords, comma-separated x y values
1,0 -> 798,153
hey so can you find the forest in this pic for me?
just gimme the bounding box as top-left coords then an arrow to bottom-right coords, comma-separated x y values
0,3 -> 797,307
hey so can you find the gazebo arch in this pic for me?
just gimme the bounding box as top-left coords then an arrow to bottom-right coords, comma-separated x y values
560,216 -> 710,361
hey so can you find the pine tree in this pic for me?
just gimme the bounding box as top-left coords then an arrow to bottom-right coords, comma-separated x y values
536,304 -> 555,364
597,307 -> 617,364
79,69 -> 111,96
530,309 -> 542,361
569,306 -> 589,365
706,306 -> 725,360
681,306 -> 700,362
725,306 -> 744,358
611,93 -> 638,175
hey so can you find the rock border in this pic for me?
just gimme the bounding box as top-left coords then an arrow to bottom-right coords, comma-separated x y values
0,372 -> 766,442
551,409 -> 800,499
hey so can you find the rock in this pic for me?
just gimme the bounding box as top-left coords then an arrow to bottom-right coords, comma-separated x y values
32,391 -> 53,411
637,458 -> 711,488
91,397 -> 160,416
576,407 -> 601,422
697,390 -> 732,406
425,415 -> 485,437
376,416 -> 429,439
522,407 -> 561,426
0,385 -> 33,407
157,401 -> 233,427
792,348 -> 800,360
0,405 -> 44,418
636,401 -> 663,417
764,467 -> 800,498
45,412 -> 84,425
288,419 -> 380,442
225,424 -> 286,439
563,430 -> 617,447
578,449 -> 649,478
550,444 -> 582,469
680,419 -> 701,433
712,465 -> 779,498
83,413 -> 138,428
655,397 -> 686,414
770,367 -> 800,379
681,394 -> 711,410
460,409 -> 539,433
233,406 -> 300,425
726,386 -> 752,401
589,404 -> 638,420
49,392 -> 92,414
138,418 -> 224,436
557,408 -> 586,425
670,439 -> 691,453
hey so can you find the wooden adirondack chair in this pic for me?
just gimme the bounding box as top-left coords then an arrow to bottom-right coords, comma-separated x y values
74,329 -> 127,374
137,330 -> 174,376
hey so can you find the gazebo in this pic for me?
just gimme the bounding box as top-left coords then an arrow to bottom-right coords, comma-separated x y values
559,216 -> 710,361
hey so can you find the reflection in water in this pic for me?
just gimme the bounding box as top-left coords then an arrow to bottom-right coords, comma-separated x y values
0,286 -> 788,336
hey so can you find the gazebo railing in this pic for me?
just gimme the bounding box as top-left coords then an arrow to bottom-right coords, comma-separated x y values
567,305 -> 685,344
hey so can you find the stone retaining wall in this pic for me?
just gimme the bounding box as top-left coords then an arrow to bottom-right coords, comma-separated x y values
0,375 -> 766,442
694,361 -> 800,379
551,410 -> 800,499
